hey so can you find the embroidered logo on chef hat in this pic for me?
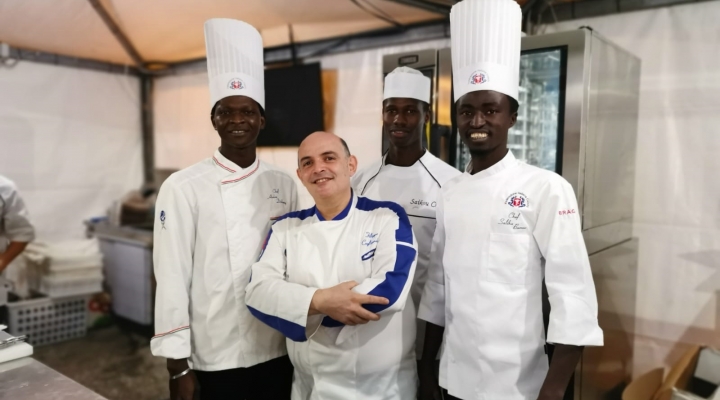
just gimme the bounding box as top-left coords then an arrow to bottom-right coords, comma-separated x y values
506,192 -> 528,208
469,70 -> 489,85
227,78 -> 245,90
160,210 -> 167,229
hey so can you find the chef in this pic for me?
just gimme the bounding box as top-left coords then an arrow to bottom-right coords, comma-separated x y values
417,1 -> 604,399
246,131 -> 418,399
0,174 -> 34,273
151,18 -> 297,400
352,66 -> 460,361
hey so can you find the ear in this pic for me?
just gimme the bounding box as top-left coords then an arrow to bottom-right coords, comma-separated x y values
210,114 -> 218,131
348,155 -> 358,176
509,112 -> 518,128
424,108 -> 431,125
259,115 -> 266,130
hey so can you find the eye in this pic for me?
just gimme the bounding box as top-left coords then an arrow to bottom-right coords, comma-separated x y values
325,156 -> 336,162
244,110 -> 255,115
406,109 -> 416,114
302,160 -> 312,167
486,109 -> 498,115
461,110 -> 472,116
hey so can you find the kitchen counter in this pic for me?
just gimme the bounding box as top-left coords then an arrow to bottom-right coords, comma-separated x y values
0,357 -> 107,399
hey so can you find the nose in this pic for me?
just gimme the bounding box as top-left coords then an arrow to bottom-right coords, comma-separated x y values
229,111 -> 244,124
311,160 -> 327,175
393,112 -> 407,126
470,112 -> 486,128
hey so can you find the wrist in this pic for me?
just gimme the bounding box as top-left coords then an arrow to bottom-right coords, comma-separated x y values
166,358 -> 189,376
309,289 -> 325,315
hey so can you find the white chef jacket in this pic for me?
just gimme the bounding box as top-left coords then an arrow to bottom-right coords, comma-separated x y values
0,175 -> 35,254
245,193 -> 418,400
151,150 -> 298,371
418,151 -> 603,400
352,151 -> 460,359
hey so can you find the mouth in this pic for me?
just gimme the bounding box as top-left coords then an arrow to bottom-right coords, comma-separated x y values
389,129 -> 409,138
468,131 -> 490,142
313,177 -> 333,184
228,130 -> 248,136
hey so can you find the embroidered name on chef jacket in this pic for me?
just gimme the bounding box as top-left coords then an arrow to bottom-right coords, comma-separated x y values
409,199 -> 437,209
267,188 -> 286,205
361,231 -> 379,260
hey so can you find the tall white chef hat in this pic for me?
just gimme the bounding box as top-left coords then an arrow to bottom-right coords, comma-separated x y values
450,0 -> 522,102
383,67 -> 431,104
204,18 -> 265,109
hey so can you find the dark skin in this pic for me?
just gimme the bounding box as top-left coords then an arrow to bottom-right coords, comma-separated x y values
165,95 -> 265,400
210,95 -> 266,169
382,98 -> 430,167
418,90 -> 583,400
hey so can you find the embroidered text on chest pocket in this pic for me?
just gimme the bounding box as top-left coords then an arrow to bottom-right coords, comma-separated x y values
485,232 -> 531,285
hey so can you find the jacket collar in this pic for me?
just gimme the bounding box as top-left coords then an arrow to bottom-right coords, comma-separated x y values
212,149 -> 260,185
381,149 -> 432,168
465,150 -> 518,179
315,190 -> 356,221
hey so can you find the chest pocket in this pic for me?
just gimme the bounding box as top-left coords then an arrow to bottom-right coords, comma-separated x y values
486,232 -> 531,285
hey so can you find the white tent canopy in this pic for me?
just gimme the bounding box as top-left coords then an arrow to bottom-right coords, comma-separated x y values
0,0 -> 442,65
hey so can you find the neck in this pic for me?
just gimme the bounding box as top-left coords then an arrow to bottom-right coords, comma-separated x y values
385,144 -> 425,167
219,143 -> 257,169
316,189 -> 352,221
470,148 -> 508,174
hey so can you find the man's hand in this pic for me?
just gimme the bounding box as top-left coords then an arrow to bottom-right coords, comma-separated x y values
167,358 -> 196,400
309,281 -> 389,325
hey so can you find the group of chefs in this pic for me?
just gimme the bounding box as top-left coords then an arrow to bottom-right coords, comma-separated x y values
150,0 -> 604,399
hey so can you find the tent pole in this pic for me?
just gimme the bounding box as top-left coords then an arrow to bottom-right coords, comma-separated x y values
141,75 -> 155,185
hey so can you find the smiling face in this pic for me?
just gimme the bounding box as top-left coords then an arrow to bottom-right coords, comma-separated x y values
456,90 -> 517,157
382,97 -> 429,150
297,132 -> 357,202
210,95 -> 265,149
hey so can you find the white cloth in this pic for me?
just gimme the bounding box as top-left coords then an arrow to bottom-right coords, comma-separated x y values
450,0 -> 522,101
352,151 -> 460,359
205,18 -> 265,108
0,175 -> 35,254
383,67 -> 431,104
418,151 -> 603,400
245,193 -> 418,400
150,150 -> 298,371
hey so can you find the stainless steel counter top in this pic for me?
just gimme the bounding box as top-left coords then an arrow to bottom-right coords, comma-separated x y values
0,357 -> 107,399
86,220 -> 153,247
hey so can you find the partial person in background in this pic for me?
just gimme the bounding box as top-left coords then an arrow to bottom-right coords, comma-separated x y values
0,174 -> 35,274
0,175 -> 34,327
0,175 -> 35,273
418,0 -> 603,399
351,66 -> 460,365
151,19 -> 297,400
246,131 -> 418,399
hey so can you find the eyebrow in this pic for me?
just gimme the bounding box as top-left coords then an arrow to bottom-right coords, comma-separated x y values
299,151 -> 339,164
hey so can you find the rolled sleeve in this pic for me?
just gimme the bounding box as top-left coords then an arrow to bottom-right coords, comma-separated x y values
535,178 -> 603,346
417,194 -> 446,327
151,178 -> 195,359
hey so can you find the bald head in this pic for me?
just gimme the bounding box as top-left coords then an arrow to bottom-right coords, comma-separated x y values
299,132 -> 350,164
297,131 -> 358,203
